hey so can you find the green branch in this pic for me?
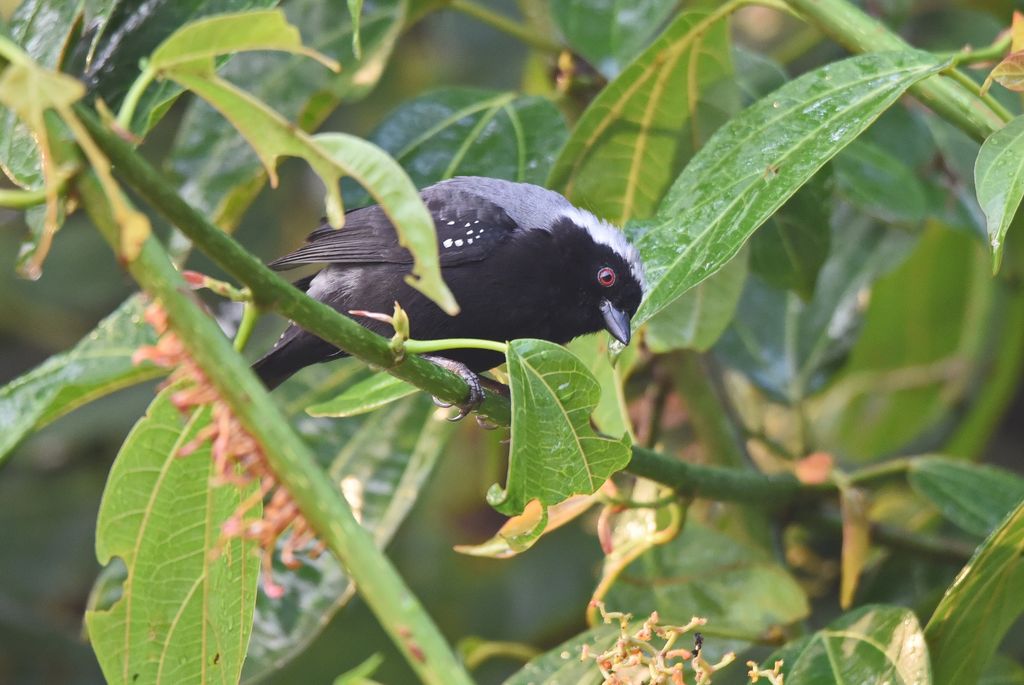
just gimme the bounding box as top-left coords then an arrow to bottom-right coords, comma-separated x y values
627,446 -> 823,505
76,105 -> 917,515
447,0 -> 562,54
75,104 -> 513,426
73,167 -> 474,685
0,186 -> 48,209
784,0 -> 1006,142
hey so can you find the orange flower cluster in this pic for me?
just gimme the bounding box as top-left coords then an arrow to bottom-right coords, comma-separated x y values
133,302 -> 324,598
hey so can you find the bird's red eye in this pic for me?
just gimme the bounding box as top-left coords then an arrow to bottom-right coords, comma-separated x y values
597,267 -> 616,287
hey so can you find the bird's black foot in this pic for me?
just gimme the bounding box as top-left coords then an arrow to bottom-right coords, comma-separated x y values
423,355 -> 485,422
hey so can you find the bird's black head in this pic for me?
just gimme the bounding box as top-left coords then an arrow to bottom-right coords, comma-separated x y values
545,209 -> 646,346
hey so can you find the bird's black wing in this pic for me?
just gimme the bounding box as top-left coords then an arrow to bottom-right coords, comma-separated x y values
268,188 -> 519,270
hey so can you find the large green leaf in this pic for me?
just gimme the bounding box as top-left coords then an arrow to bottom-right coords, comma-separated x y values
487,339 -> 631,516
79,0 -> 279,131
645,248 -> 747,352
926,501 -> 1024,685
0,296 -> 163,465
169,0 -> 404,226
604,522 -> 809,637
548,9 -> 736,225
306,372 -> 417,418
633,50 -> 947,326
549,0 -> 678,77
715,211 -> 914,403
371,87 -> 566,188
85,389 -> 259,685
976,114 -> 1024,271
147,10 -> 333,72
242,373 -> 449,682
909,457 -> 1024,537
766,605 -> 931,684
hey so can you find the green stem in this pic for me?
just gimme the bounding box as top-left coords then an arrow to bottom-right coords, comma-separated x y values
76,105 -> 916,515
944,66 -> 1013,124
76,103 -> 512,426
403,337 -> 508,355
945,32 -> 1012,67
447,0 -> 562,54
117,65 -> 156,131
74,170 -> 475,685
233,302 -> 259,352
627,446 -> 820,506
845,457 -> 912,486
0,186 -> 48,209
462,640 -> 541,671
784,0 -> 1005,142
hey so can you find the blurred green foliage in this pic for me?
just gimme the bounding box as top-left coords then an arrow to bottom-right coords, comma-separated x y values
2,0 -> 1024,683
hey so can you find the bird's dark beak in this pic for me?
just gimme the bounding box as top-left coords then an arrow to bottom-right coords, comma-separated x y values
600,299 -> 632,346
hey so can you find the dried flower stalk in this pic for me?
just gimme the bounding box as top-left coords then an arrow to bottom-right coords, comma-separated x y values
133,301 -> 323,598
582,601 -> 736,685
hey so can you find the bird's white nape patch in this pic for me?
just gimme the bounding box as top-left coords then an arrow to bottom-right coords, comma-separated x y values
559,207 -> 647,291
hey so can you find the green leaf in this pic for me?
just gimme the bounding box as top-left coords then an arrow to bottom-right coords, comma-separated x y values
487,339 -> 631,516
347,0 -> 363,58
503,625 -> 618,685
371,87 -> 567,188
766,605 -> 931,684
0,0 -> 102,189
925,501 -> 1024,685
169,0 -> 404,226
834,140 -> 928,224
243,385 -> 448,682
85,389 -> 259,685
0,296 -> 163,464
715,211 -> 914,402
147,9 -> 337,73
306,372 -> 417,417
549,0 -> 678,77
161,58 -> 457,312
909,457 -> 1024,537
565,335 -> 638,437
976,114 -> 1024,272
813,225 -> 994,459
633,50 -> 947,327
82,0 -> 280,135
646,248 -> 747,352
604,522 -> 809,636
548,9 -> 736,224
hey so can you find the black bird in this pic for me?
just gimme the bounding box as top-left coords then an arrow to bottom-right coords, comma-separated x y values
253,177 -> 646,402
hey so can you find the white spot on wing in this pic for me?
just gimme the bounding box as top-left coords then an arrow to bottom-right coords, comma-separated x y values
465,222 -> 472,227
443,238 -> 453,248
468,238 -> 474,244
454,239 -> 464,247
447,220 -> 455,225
